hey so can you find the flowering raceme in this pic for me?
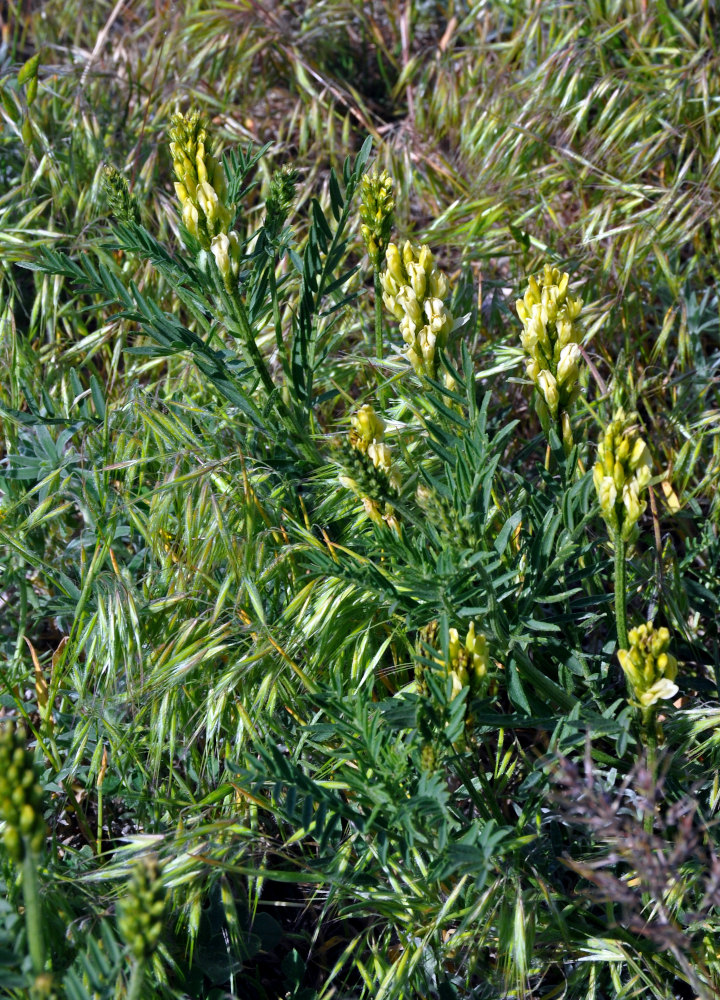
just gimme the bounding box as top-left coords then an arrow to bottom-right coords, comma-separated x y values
516,265 -> 584,451
340,404 -> 400,530
417,620 -> 492,701
169,111 -> 240,289
380,241 -> 453,379
593,408 -> 653,541
617,622 -> 679,709
359,168 -> 394,269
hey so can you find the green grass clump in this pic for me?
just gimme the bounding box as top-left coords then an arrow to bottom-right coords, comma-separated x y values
1,3 -> 720,998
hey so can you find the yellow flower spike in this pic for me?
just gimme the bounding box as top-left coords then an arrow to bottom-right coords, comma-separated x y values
518,264 -> 585,451
169,110 -> 235,252
343,405 -> 400,526
618,622 -> 679,710
359,167 -> 394,269
380,240 -> 453,379
536,371 -> 559,417
595,409 -> 653,542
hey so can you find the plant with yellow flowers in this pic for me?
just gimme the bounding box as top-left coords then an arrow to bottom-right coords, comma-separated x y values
380,240 -> 453,381
169,110 -> 240,290
516,264 -> 584,455
593,408 -> 653,650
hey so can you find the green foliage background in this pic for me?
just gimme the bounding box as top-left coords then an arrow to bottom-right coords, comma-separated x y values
1,1 -> 720,998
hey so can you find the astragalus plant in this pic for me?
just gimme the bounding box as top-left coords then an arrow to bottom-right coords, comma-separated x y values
0,101 -> 718,1000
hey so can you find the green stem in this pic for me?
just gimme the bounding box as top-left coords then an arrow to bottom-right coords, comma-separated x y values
12,564 -> 27,667
374,270 -> 387,408
374,269 -> 383,363
126,959 -> 146,1000
613,531 -> 629,651
268,255 -> 289,372
643,713 -> 657,837
22,846 -> 46,978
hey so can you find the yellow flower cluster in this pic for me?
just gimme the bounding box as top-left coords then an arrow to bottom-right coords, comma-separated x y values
445,622 -> 491,700
516,265 -> 583,450
340,404 -> 400,530
593,408 -> 652,540
617,622 -> 679,709
359,168 -> 395,269
350,404 -> 396,481
380,241 -> 453,379
169,111 -> 239,288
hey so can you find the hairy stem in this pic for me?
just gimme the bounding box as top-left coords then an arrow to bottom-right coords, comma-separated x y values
374,269 -> 384,363
126,959 -> 146,1000
22,847 -> 46,978
374,270 -> 388,408
613,531 -> 629,651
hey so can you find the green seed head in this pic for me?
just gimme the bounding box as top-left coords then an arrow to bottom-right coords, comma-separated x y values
265,164 -> 298,239
0,722 -> 46,861
117,856 -> 165,962
102,165 -> 141,225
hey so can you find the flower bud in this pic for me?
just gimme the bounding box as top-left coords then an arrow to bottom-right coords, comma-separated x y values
536,370 -> 559,416
556,343 -> 580,387
351,404 -> 385,447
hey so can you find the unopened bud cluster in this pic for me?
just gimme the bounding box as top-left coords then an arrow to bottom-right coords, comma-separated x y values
359,168 -> 394,269
617,622 -> 679,709
418,620 -> 492,701
169,111 -> 240,288
593,408 -> 652,540
0,723 -> 46,861
516,265 -> 583,450
102,165 -> 141,225
117,856 -> 165,962
265,165 -> 298,240
340,404 -> 400,530
381,241 -> 453,379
